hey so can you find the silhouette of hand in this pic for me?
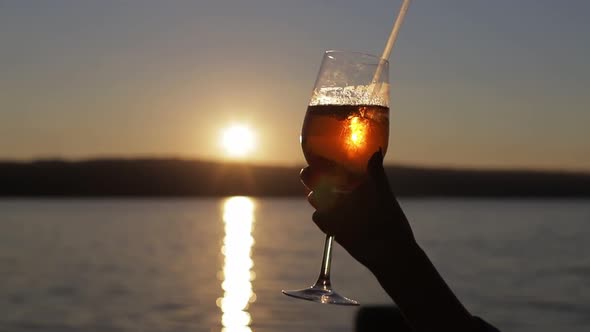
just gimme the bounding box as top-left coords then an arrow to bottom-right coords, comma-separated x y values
301,150 -> 416,271
303,151 -> 495,332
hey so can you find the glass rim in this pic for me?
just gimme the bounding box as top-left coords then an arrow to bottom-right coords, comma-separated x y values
324,50 -> 388,66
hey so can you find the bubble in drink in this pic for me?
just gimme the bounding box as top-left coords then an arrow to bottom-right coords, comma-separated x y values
301,104 -> 389,189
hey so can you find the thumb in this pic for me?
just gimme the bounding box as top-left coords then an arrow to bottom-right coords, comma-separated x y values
367,148 -> 389,189
367,149 -> 394,201
367,148 -> 384,175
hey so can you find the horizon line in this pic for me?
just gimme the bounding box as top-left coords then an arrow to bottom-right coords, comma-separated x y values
1,155 -> 589,175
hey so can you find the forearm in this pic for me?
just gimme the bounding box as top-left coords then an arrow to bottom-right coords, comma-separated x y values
370,241 -> 479,332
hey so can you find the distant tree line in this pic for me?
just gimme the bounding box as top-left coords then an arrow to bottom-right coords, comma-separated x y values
1,159 -> 589,197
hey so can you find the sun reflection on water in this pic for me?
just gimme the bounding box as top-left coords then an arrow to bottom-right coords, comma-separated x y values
218,197 -> 256,332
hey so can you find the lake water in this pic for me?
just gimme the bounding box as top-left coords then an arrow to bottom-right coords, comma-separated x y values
0,198 -> 589,332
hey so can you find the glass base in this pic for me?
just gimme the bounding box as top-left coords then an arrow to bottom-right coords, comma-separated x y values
282,285 -> 359,306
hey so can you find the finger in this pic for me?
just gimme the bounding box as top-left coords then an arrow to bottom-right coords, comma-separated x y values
367,149 -> 384,180
301,166 -> 334,191
301,166 -> 351,191
312,210 -> 337,236
307,191 -> 318,209
307,189 -> 340,211
367,149 -> 393,199
299,166 -> 316,190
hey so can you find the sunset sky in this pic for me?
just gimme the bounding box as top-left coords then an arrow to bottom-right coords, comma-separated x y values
1,0 -> 589,171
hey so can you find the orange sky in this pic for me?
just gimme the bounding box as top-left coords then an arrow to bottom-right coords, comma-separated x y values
1,1 -> 589,171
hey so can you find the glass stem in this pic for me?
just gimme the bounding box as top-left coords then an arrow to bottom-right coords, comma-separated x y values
314,235 -> 334,290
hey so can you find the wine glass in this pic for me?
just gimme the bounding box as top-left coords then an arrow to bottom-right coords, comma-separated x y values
282,50 -> 389,305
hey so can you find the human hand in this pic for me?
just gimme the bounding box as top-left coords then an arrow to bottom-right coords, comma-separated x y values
303,151 -> 488,332
301,150 -> 416,272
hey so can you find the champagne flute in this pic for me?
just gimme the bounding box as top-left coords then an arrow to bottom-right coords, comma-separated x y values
283,50 -> 389,305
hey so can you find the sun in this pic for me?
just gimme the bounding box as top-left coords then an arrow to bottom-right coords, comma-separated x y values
221,124 -> 256,157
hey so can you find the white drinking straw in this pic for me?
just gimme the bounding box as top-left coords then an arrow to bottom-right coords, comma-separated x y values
372,0 -> 412,84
